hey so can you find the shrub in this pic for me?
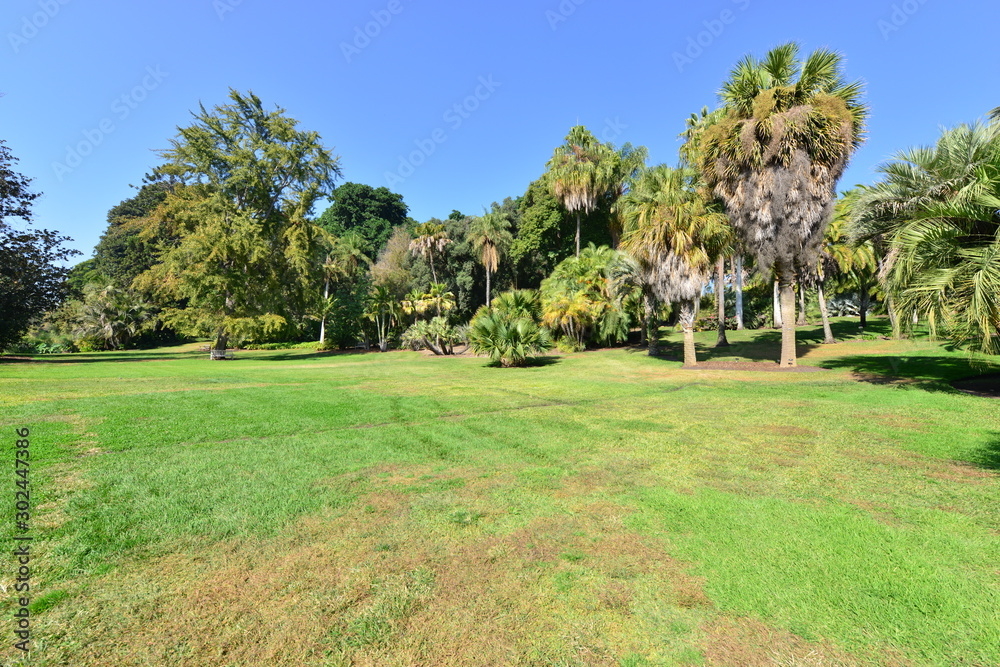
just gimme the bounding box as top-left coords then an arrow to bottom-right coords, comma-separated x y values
468,310 -> 552,367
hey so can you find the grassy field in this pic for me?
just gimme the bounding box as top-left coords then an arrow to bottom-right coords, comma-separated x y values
1,319 -> 998,666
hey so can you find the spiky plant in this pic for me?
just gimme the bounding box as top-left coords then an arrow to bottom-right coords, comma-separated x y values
468,302 -> 552,368
700,42 -> 868,366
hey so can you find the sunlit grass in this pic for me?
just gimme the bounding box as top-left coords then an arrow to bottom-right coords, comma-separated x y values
1,321 -> 998,665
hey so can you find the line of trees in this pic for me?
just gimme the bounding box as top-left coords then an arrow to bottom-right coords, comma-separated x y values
6,51 -> 997,365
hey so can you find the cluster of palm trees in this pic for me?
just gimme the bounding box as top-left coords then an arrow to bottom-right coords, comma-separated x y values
848,121 -> 1000,354
340,41 -> 999,366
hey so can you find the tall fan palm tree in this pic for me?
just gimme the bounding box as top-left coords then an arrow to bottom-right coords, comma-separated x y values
619,165 -> 729,367
850,121 -> 1000,353
467,208 -> 513,307
409,222 -> 451,284
545,126 -> 614,257
699,42 -> 868,367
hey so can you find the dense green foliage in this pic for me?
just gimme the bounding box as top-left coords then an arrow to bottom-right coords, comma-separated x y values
316,182 -> 408,260
0,140 -> 78,352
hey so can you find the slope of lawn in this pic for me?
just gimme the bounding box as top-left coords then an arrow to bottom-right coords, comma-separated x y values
1,319 -> 998,666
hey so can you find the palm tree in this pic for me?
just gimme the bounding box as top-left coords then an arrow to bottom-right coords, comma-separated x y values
850,121 -> 1000,353
75,284 -> 151,350
367,285 -> 398,352
619,165 -> 729,367
416,282 -> 456,318
409,222 -> 451,284
545,126 -> 616,257
467,208 -> 513,307
699,42 -> 869,367
319,231 -> 371,343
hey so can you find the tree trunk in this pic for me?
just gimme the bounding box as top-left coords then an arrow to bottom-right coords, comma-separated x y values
575,212 -> 581,258
778,279 -> 797,368
645,293 -> 658,356
486,269 -> 492,308
818,280 -> 835,344
887,294 -> 901,339
734,254 -> 744,330
715,256 -> 729,347
319,275 -> 330,343
680,299 -> 697,367
797,282 -> 808,326
859,280 -> 869,328
773,280 -> 782,328
429,252 -> 438,284
213,332 -> 228,353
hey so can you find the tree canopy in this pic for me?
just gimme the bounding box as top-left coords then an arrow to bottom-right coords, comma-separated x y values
0,140 -> 78,351
138,89 -> 342,349
316,182 -> 408,260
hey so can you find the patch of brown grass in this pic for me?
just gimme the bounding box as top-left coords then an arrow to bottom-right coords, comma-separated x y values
700,616 -> 862,666
36,484 -> 713,666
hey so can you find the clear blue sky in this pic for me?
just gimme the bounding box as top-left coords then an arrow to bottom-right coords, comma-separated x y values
3,0 -> 998,259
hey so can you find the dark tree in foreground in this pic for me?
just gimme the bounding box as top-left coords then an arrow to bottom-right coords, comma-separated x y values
0,140 -> 78,351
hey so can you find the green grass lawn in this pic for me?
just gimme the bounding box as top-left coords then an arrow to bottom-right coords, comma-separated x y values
1,319 -> 998,666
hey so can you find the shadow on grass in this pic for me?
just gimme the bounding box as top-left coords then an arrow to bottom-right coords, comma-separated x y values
480,356 -> 562,369
0,352 -> 193,364
971,433 -> 1000,470
817,353 -> 999,393
641,331 -> 821,365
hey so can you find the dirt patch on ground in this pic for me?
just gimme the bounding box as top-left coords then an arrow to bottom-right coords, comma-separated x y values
683,361 -> 829,373
700,616 -> 865,666
952,373 -> 1000,398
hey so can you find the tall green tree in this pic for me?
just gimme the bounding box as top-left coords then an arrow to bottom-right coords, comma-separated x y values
620,165 -> 729,367
92,179 -> 174,288
409,221 -> 451,284
700,43 -> 868,367
545,126 -> 619,257
467,207 -> 513,306
139,90 -> 341,351
0,140 -> 78,351
316,182 -> 408,260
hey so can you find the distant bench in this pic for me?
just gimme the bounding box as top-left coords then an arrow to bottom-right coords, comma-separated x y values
209,349 -> 235,360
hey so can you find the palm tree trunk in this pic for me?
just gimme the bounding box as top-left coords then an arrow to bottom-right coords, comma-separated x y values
734,254 -> 744,330
680,299 -> 697,367
859,280 -> 869,328
778,279 -> 797,368
429,251 -> 438,284
887,294 -> 901,339
797,282 -> 808,326
818,279 -> 835,344
645,293 -> 658,356
486,268 -> 492,308
773,280 -> 782,328
319,275 -> 330,343
575,212 -> 581,258
715,256 -> 729,347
